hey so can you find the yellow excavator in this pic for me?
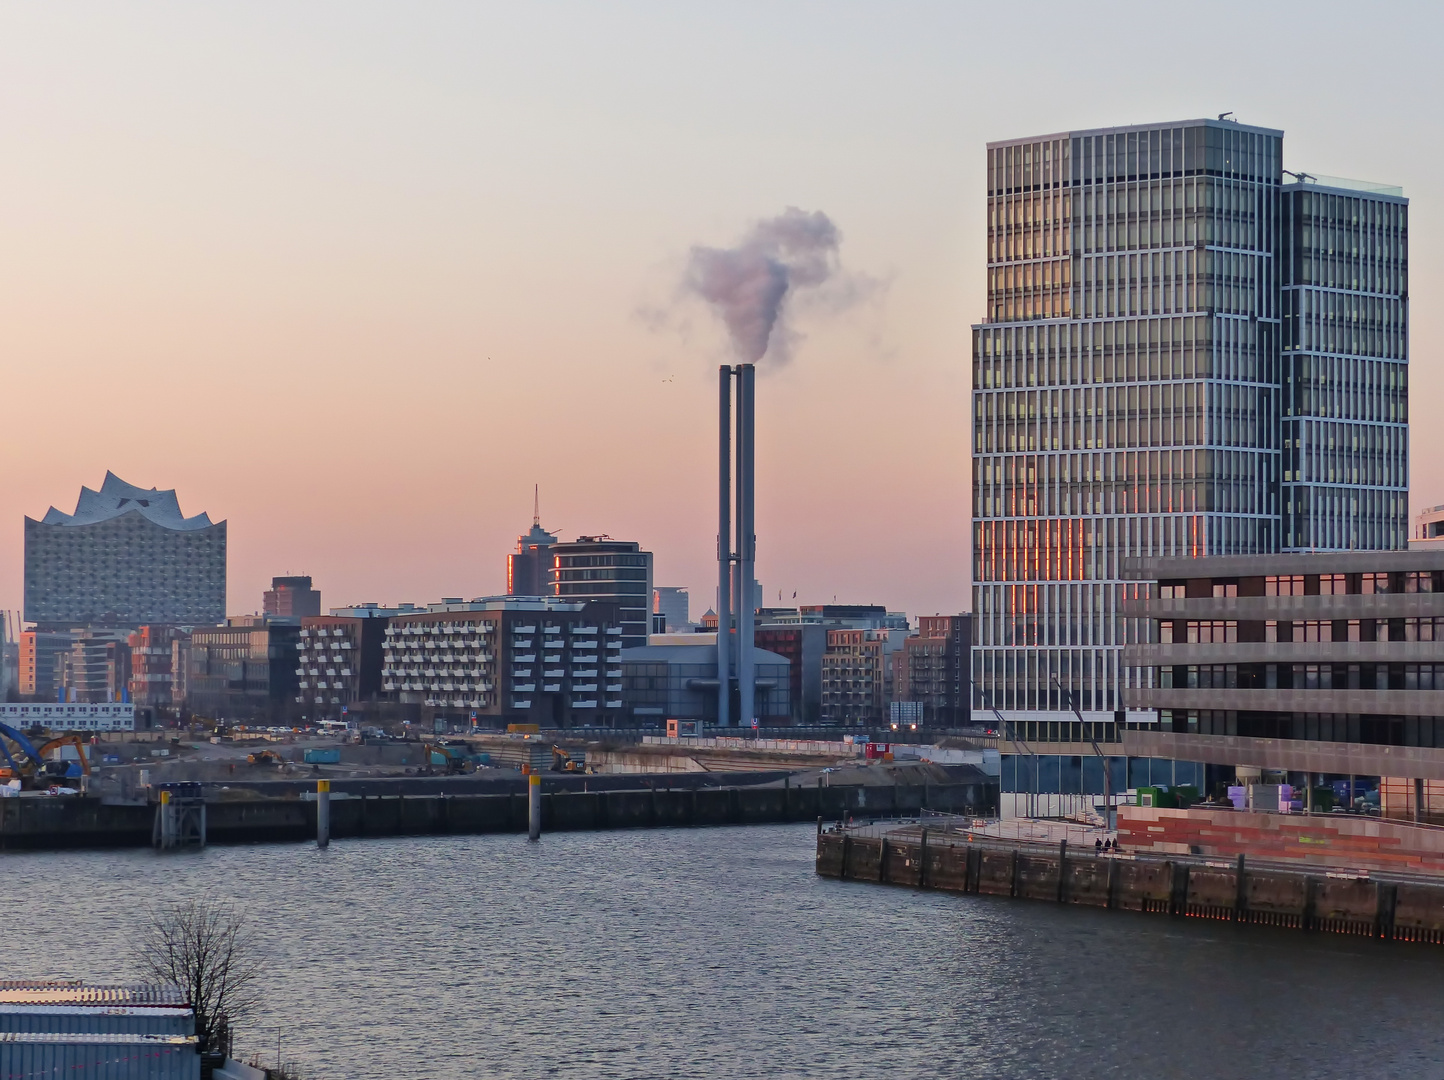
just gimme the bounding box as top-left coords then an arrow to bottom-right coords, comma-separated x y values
551,745 -> 587,773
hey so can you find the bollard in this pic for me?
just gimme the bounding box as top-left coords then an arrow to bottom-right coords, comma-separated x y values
159,790 -> 172,849
317,779 -> 331,849
528,773 -> 542,841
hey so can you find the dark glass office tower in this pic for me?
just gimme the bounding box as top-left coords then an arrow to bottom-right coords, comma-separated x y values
1280,177 -> 1409,550
973,119 -> 1286,720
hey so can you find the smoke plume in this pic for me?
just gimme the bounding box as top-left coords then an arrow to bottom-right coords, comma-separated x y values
684,207 -> 841,364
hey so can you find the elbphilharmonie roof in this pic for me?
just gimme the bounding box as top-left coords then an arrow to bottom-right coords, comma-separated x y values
38,472 -> 216,531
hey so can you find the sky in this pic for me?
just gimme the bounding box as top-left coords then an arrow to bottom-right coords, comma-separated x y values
3,1 -> 1443,624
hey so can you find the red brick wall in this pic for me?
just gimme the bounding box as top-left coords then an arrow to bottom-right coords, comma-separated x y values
1119,805 -> 1444,877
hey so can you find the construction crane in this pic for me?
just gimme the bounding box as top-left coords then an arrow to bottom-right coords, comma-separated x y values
0,722 -> 46,777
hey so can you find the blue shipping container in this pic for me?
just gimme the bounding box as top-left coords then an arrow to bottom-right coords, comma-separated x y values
0,1005 -> 194,1036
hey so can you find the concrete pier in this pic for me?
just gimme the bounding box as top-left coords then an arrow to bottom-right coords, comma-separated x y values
817,824 -> 1444,944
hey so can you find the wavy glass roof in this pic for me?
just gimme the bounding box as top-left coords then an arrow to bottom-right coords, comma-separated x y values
38,471 -> 216,531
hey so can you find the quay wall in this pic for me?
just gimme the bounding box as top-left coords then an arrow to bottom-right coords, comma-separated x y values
817,831 -> 1444,944
0,780 -> 994,851
1119,806 -> 1444,876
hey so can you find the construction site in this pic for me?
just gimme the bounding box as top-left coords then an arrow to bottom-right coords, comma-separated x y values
0,721 -> 1000,850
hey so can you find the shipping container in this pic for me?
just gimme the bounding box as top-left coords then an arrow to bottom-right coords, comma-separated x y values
303,748 -> 342,764
0,1005 -> 194,1036
0,1032 -> 199,1080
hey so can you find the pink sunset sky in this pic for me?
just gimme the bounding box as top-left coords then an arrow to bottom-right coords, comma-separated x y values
3,3 -> 1443,624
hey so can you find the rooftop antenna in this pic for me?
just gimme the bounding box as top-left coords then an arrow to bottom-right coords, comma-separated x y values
533,484 -> 540,528
1217,111 -> 1235,121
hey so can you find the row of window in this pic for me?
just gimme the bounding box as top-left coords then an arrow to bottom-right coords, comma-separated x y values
974,315 -> 1215,388
1158,571 -> 1440,598
1158,664 -> 1444,691
1281,289 -> 1406,361
1283,418 -> 1408,487
976,512 -> 1276,587
1163,710 -> 1444,748
976,448 -> 1278,521
974,383 -> 1276,456
1160,616 -> 1444,644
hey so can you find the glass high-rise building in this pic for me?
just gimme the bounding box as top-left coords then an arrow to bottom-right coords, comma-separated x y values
1280,177 -> 1409,550
971,118 -> 1408,727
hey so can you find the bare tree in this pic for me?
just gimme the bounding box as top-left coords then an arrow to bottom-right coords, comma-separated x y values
134,897 -> 263,1054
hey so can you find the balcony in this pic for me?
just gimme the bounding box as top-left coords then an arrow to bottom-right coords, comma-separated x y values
512,699 -> 533,709
606,683 -> 622,693
605,627 -> 623,636
514,654 -> 536,663
573,683 -> 597,692
543,683 -> 561,692
513,683 -> 536,693
573,699 -> 598,708
605,699 -> 622,708
572,668 -> 598,678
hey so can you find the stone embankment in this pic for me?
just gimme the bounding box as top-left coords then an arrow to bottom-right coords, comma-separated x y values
817,823 -> 1444,944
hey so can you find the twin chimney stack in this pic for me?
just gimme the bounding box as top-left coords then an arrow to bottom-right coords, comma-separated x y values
717,364 -> 756,728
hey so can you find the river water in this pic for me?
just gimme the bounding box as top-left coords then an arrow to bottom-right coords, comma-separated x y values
4,824 -> 1443,1078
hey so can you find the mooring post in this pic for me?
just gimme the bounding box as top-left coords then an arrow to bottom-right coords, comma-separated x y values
1233,853 -> 1247,922
316,779 -> 331,849
1057,839 -> 1068,903
156,789 -> 172,850
816,815 -> 823,836
528,773 -> 542,842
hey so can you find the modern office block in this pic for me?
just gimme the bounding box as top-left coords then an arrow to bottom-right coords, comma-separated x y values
1123,551 -> 1444,795
24,472 -> 225,629
972,118 -> 1407,731
186,616 -> 300,719
507,491 -> 558,596
296,613 -> 390,712
382,596 -> 624,727
548,537 -> 652,648
263,576 -> 321,619
1280,177 -> 1409,550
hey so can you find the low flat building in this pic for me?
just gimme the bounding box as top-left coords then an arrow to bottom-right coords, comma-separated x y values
1123,549 -> 1444,819
0,702 -> 143,732
620,639 -> 790,726
383,596 -> 624,728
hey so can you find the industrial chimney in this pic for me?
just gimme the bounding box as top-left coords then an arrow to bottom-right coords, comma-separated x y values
717,364 -> 756,728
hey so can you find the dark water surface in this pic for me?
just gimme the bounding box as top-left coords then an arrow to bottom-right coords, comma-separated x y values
5,824 -> 1444,1078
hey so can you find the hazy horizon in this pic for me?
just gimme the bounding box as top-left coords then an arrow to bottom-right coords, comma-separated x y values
4,2 -> 1442,624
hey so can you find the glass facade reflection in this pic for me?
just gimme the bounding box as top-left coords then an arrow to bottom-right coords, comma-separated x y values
1281,179 -> 1409,550
972,119 -> 1409,730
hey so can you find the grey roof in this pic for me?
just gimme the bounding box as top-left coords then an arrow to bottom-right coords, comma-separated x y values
37,473 -> 215,531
